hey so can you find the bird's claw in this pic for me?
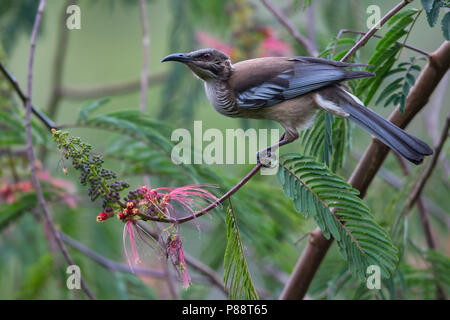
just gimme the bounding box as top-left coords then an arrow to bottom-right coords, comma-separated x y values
257,149 -> 278,168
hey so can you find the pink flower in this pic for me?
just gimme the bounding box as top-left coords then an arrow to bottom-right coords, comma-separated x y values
196,32 -> 233,57
258,27 -> 292,57
96,212 -> 109,222
123,220 -> 141,269
167,234 -> 191,288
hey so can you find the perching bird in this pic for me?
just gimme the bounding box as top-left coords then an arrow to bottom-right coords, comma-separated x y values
161,48 -> 432,165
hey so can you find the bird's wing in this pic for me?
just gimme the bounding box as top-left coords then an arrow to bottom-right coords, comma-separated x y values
230,56 -> 374,108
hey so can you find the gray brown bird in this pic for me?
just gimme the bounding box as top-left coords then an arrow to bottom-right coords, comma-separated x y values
161,48 -> 432,165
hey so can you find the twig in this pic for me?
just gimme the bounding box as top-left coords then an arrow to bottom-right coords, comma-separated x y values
0,62 -> 57,130
138,0 -> 152,188
340,0 -> 414,62
394,144 -> 446,300
404,114 -> 450,214
58,73 -> 166,100
140,163 -> 263,224
260,0 -> 318,56
335,29 -> 430,57
60,232 -> 166,278
47,0 -> 76,119
280,40 -> 450,300
23,0 -> 95,300
351,151 -> 449,228
305,2 -> 317,55
424,72 -> 450,183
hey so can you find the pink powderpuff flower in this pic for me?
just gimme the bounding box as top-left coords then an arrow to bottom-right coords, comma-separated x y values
120,184 -> 216,284
135,184 -> 217,229
152,185 -> 217,219
167,234 -> 191,288
258,27 -> 293,57
123,220 -> 141,269
196,31 -> 234,57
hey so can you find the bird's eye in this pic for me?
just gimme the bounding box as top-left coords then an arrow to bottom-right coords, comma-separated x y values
203,53 -> 212,60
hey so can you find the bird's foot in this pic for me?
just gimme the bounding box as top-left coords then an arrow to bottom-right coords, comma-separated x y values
257,149 -> 278,168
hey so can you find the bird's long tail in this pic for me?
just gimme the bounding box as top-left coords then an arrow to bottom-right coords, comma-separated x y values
338,89 -> 433,165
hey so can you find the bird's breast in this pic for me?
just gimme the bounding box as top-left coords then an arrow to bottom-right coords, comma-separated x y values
204,81 -> 239,117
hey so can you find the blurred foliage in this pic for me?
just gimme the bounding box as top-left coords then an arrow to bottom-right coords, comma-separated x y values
0,1 -> 39,54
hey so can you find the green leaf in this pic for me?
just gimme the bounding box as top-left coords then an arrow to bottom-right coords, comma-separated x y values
77,98 -> 110,124
15,253 -> 54,299
422,0 -> 435,12
442,11 -> 450,40
426,0 -> 443,27
223,199 -> 259,300
375,78 -> 403,105
278,154 -> 399,280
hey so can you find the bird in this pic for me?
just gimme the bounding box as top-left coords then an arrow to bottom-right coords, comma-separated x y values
161,48 -> 433,165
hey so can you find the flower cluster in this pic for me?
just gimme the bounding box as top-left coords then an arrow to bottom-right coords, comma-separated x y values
52,129 -> 129,211
52,130 -> 217,289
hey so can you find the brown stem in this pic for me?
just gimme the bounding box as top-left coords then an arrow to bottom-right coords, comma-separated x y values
60,232 -> 167,278
340,0 -> 414,62
139,0 -> 150,113
404,115 -> 449,214
351,151 -> 449,228
58,73 -> 166,100
280,41 -> 450,300
395,134 -> 446,300
260,0 -> 318,56
335,29 -> 430,57
141,163 -> 263,224
24,0 -> 95,300
0,62 -> 57,130
46,0 -> 76,119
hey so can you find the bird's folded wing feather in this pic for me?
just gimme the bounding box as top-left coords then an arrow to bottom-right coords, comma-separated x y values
229,56 -> 374,109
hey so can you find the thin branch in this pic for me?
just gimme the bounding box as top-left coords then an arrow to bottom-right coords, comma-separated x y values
0,62 -> 57,130
46,0 -> 76,119
260,0 -> 318,56
60,232 -> 166,278
139,0 -> 150,113
340,0 -> 414,61
58,73 -> 167,100
394,146 -> 446,300
305,2 -> 318,55
280,40 -> 450,300
424,72 -> 450,183
24,0 -> 95,300
138,0 -> 152,188
351,151 -> 449,228
140,163 -> 263,224
335,29 -> 430,57
404,114 -> 450,214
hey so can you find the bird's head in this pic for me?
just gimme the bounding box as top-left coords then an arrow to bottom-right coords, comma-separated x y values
161,48 -> 233,81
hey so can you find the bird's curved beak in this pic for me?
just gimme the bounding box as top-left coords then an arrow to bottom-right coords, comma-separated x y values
161,52 -> 192,63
